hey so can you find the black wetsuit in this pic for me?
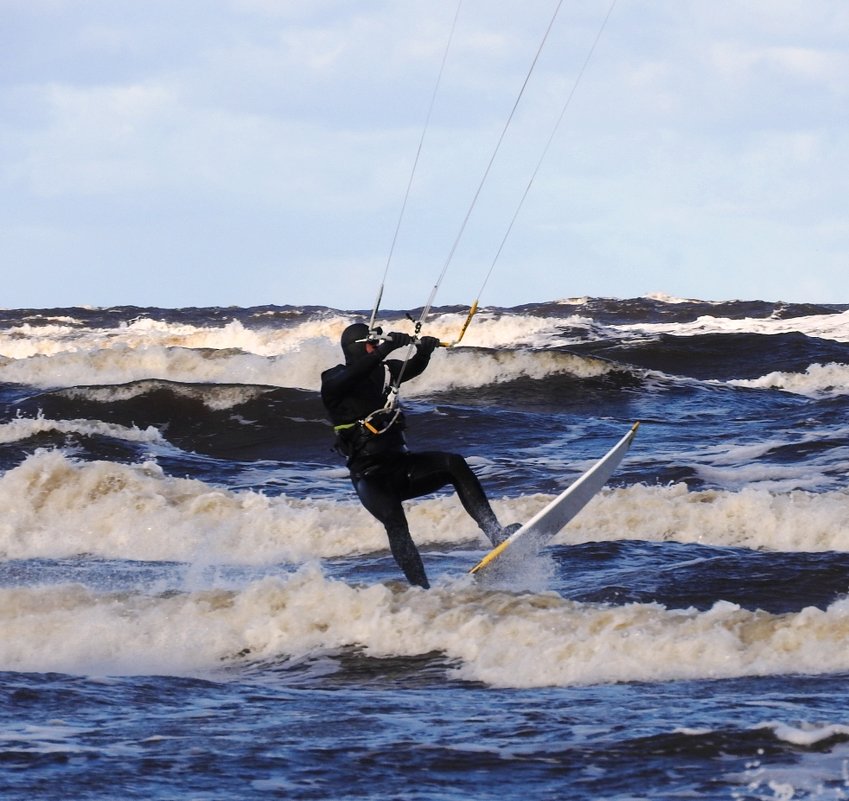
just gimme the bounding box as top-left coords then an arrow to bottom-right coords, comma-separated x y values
321,332 -> 504,588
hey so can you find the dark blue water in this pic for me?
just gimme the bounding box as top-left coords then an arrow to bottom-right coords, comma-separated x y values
2,297 -> 849,799
4,668 -> 849,801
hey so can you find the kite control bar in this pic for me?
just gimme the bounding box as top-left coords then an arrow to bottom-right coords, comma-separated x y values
367,299 -> 479,349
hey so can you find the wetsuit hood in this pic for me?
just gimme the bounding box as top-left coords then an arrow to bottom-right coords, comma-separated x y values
340,323 -> 372,364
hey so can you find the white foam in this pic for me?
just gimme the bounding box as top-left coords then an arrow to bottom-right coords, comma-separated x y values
4,567 -> 849,688
553,483 -> 849,553
642,292 -> 707,304
763,721 -> 849,747
0,450 -> 502,563
57,381 -> 284,412
2,453 -> 848,562
730,722 -> 849,798
0,343 -> 337,392
402,347 -> 617,395
0,450 -> 390,563
0,324 -> 612,394
0,310 -> 566,359
730,362 -> 849,398
3,307 -> 848,396
0,414 -> 163,445
444,595 -> 849,688
13,304 -> 847,397
614,308 -> 849,343
421,310 -> 580,349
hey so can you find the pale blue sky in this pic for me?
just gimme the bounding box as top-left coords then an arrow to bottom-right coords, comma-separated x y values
2,0 -> 847,310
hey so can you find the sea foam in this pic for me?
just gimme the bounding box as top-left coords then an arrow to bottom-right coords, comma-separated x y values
2,452 -> 847,562
3,566 -> 849,688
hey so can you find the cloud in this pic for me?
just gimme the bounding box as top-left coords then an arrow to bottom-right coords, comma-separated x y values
2,0 -> 848,307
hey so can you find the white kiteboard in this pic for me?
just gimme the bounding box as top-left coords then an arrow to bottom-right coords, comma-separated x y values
470,422 -> 640,577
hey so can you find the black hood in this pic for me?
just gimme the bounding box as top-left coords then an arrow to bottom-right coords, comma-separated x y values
340,323 -> 371,364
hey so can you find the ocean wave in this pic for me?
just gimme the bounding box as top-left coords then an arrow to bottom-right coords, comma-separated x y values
0,309 -> 569,362
0,451 -> 375,563
567,330 -> 849,383
0,414 -> 162,446
1,340 -> 624,395
2,453 -> 847,563
10,381 -> 334,462
730,361 -> 849,398
3,567 -> 849,688
4,303 -> 848,397
554,482 -> 849,552
763,721 -> 849,748
613,307 -> 849,343
27,379 -> 291,412
0,343 -> 334,391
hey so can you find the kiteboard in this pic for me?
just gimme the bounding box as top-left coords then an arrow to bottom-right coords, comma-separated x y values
469,422 -> 640,577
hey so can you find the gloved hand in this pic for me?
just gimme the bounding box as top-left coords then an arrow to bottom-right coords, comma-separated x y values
417,335 -> 440,355
383,331 -> 413,351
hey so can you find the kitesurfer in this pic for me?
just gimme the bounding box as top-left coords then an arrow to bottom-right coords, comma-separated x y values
321,322 -> 514,588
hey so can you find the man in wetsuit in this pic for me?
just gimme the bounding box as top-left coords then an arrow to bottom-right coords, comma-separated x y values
321,322 -> 513,588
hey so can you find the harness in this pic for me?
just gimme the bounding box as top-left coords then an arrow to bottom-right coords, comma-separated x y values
332,363 -> 404,457
333,407 -> 401,437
